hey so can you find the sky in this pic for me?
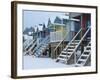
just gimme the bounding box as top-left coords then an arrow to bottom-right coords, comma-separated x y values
23,10 -> 68,30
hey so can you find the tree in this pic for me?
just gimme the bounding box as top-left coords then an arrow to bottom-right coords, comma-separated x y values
47,18 -> 52,27
54,16 -> 62,24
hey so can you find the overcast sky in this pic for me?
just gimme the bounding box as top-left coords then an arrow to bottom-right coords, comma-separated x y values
23,10 -> 68,30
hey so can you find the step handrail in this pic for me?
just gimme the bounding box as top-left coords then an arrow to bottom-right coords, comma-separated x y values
34,36 -> 50,57
34,35 -> 50,53
56,28 -> 82,60
38,36 -> 49,46
76,41 -> 91,65
24,39 -> 32,48
64,28 -> 82,51
70,28 -> 82,43
27,41 -> 37,52
54,28 -> 82,59
67,28 -> 91,61
24,39 -> 36,50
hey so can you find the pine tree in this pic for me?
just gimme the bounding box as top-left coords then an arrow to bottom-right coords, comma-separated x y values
54,16 -> 61,24
47,18 -> 51,27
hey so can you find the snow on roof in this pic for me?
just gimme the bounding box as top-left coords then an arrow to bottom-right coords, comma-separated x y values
57,15 -> 80,22
38,24 -> 43,31
58,15 -> 69,20
34,24 -> 44,32
70,18 -> 80,22
53,23 -> 65,26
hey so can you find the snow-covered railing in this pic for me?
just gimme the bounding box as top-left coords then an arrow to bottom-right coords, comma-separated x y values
67,28 -> 91,62
24,39 -> 36,51
53,28 -> 82,58
24,39 -> 32,49
64,28 -> 82,50
33,35 -> 50,57
52,31 -> 69,58
75,41 -> 91,66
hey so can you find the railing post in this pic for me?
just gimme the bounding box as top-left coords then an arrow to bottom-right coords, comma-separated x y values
74,51 -> 77,64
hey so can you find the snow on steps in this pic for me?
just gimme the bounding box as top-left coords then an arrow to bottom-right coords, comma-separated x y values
75,42 -> 91,67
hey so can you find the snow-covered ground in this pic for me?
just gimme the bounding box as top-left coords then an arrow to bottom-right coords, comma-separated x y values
23,55 -> 75,70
